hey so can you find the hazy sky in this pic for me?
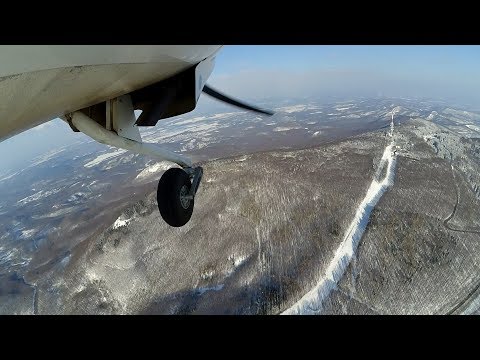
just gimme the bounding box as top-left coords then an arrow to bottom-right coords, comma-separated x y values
207,45 -> 480,106
1,45 -> 480,172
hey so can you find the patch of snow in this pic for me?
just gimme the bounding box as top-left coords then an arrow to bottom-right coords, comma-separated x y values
17,188 -> 62,205
423,134 -> 437,143
84,149 -> 127,168
74,284 -> 86,294
211,112 -> 242,119
0,248 -> 19,265
426,111 -> 438,121
20,229 -> 37,239
271,152 -> 297,159
312,131 -> 322,137
275,105 -> 307,113
466,124 -> 480,133
112,216 -> 132,229
68,192 -> 88,202
30,147 -> 66,167
33,207 -> 77,219
135,162 -> 172,180
236,155 -> 249,162
444,108 -> 480,122
61,253 -> 71,267
341,114 -> 361,119
146,122 -> 223,144
201,269 -> 215,280
273,126 -> 301,132
86,269 -> 99,283
228,254 -> 248,268
174,116 -> 207,125
10,260 -> 30,267
196,284 -> 224,295
180,138 -> 212,152
0,171 -> 20,182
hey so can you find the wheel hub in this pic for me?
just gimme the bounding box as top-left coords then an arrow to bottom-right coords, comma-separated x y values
179,185 -> 191,209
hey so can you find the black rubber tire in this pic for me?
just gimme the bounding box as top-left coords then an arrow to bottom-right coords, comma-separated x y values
157,168 -> 194,227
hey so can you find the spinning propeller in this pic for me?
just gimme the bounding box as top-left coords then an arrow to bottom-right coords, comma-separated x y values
202,84 -> 274,116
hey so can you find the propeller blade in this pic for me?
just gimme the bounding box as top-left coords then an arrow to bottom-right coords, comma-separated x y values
202,84 -> 274,116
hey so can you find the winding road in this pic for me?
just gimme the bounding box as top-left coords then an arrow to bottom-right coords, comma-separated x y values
443,165 -> 480,235
443,165 -> 480,314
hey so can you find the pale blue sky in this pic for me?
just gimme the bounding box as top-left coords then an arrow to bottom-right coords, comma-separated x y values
213,46 -> 480,77
206,45 -> 480,105
2,45 -> 480,172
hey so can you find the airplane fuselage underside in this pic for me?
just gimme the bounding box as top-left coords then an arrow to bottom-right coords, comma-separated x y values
0,45 -> 221,141
0,45 -> 272,227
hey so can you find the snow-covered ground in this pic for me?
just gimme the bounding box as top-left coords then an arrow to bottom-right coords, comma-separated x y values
0,170 -> 20,182
112,215 -> 133,229
283,114 -> 398,315
134,161 -> 173,181
466,124 -> 480,133
30,147 -> 67,167
273,126 -> 302,132
17,188 -> 62,205
32,206 -> 77,219
196,284 -> 224,295
275,105 -> 307,113
84,149 -> 127,168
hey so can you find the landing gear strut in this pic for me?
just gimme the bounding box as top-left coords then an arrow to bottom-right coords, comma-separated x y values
68,95 -> 202,228
157,166 -> 203,227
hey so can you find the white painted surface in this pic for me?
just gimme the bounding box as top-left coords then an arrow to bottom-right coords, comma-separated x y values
0,45 -> 221,141
71,111 -> 192,167
0,45 -> 222,78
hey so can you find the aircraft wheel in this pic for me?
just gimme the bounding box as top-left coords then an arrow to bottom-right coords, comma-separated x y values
157,168 -> 194,227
